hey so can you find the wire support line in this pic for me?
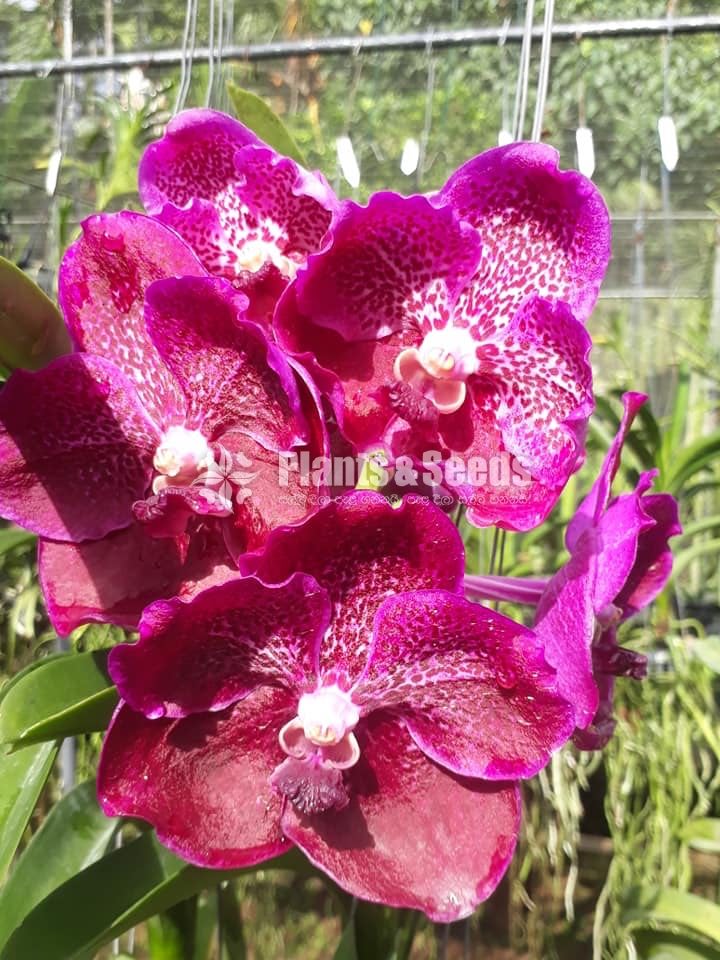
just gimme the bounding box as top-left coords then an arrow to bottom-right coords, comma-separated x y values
1,15 -> 719,78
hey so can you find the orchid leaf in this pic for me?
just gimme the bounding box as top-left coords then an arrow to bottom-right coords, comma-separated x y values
227,84 -> 306,166
0,256 -> 71,371
0,779 -> 120,952
217,881 -> 246,959
665,430 -> 720,496
333,918 -> 359,960
0,526 -> 36,558
633,929 -> 720,959
0,834 -> 304,960
0,739 -> 58,882
689,638 -> 720,675
682,818 -> 720,853
623,886 -> 720,946
0,650 -> 118,747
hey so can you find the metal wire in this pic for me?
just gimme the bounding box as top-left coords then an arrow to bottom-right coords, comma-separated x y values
512,0 -> 535,141
2,16 -> 719,79
530,0 -> 555,141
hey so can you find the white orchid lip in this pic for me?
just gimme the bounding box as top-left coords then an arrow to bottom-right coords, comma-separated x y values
236,239 -> 299,279
278,685 -> 362,773
152,426 -> 214,493
394,326 -> 479,415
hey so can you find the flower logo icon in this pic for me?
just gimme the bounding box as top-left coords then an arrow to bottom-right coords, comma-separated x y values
193,445 -> 258,508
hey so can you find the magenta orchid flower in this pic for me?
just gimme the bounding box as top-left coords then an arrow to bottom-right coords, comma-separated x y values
139,109 -> 337,329
98,492 -> 576,920
276,143 -> 609,531
0,212 -> 324,635
465,393 -> 681,748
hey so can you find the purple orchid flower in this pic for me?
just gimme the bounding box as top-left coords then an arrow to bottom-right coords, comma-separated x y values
0,212 -> 325,635
98,492 -> 576,920
465,393 -> 681,748
276,143 -> 610,531
139,109 -> 338,329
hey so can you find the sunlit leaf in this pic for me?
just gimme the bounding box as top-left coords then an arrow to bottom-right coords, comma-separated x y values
0,779 -> 120,952
623,886 -> 720,946
683,818 -> 720,854
227,84 -> 306,166
0,834 -> 304,960
0,740 -> 58,882
0,257 -> 71,371
0,650 -> 118,747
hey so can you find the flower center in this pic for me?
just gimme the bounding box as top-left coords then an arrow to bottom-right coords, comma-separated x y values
271,686 -> 361,815
393,326 -> 478,415
152,426 -> 214,494
236,239 -> 298,279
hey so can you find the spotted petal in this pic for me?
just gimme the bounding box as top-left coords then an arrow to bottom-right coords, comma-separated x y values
252,492 -> 465,687
353,591 -> 574,779
436,141 -> 611,337
59,211 -> 206,425
282,714 -> 520,922
291,193 -> 481,343
478,296 -> 593,487
109,574 -> 330,719
139,108 -> 335,285
0,355 -> 159,541
98,687 -> 291,869
144,276 -> 306,451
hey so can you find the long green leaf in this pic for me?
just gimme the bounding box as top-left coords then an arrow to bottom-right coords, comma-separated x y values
666,431 -> 720,496
0,834 -> 304,960
0,257 -> 71,371
634,929 -> 720,960
0,740 -> 58,882
333,919 -> 359,960
0,650 -> 118,747
670,539 -> 720,583
683,818 -> 720,853
227,84 -> 306,165
0,527 -> 36,558
0,779 -> 120,951
623,887 -> 720,946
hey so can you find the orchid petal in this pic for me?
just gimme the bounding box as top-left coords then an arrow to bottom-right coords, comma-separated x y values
293,193 -> 481,342
109,573 -> 330,719
98,687 -> 292,869
436,141 -> 611,336
144,276 -> 307,451
59,211 -> 205,425
479,296 -> 593,487
0,354 -> 158,541
252,492 -> 465,688
38,522 -> 236,635
566,391 -> 648,550
139,109 -> 334,285
282,714 -> 520,922
354,590 -> 574,779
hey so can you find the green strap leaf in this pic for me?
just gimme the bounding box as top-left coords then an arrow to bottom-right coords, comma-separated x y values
682,818 -> 720,853
0,740 -> 58,882
333,918 -> 359,960
0,257 -> 71,371
0,650 -> 118,747
0,779 -> 120,952
623,886 -> 720,946
226,84 -> 307,166
0,834 -> 304,960
0,527 -> 36,558
633,929 -> 720,960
